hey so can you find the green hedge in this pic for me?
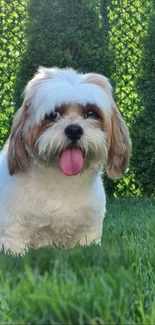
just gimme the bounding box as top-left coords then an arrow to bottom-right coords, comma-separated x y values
131,4 -> 155,195
0,0 -> 153,196
104,0 -> 151,196
0,0 -> 27,148
14,0 -> 110,109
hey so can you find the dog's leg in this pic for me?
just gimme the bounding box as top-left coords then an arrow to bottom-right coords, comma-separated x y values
0,225 -> 30,255
74,228 -> 102,247
79,236 -> 101,246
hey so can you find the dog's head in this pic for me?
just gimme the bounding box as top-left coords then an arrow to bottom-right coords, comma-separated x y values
8,67 -> 130,178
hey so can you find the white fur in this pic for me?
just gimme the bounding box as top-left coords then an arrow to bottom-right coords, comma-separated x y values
0,67 -> 115,254
0,148 -> 106,254
25,67 -> 112,127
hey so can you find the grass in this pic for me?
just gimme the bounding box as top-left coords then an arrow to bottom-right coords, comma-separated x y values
0,198 -> 155,324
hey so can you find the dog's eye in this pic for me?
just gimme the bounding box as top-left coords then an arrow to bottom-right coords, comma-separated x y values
44,111 -> 58,120
84,110 -> 99,119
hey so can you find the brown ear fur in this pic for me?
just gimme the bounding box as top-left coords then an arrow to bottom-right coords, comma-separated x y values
106,106 -> 131,179
85,73 -> 131,178
8,105 -> 30,175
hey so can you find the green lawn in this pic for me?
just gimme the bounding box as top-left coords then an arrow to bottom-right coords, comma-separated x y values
0,198 -> 155,325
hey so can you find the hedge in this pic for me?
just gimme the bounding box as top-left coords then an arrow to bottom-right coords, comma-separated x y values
14,0 -> 110,109
0,0 -> 153,196
131,3 -> 155,195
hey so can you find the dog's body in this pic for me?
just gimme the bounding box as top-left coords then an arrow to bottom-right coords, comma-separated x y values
0,67 -> 130,254
0,146 -> 105,252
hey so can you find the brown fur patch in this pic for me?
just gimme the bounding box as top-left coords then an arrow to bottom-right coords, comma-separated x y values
106,106 -> 131,179
84,74 -> 131,178
84,74 -> 112,96
57,104 -> 105,127
26,120 -> 51,151
64,104 -> 83,118
8,105 -> 30,175
8,105 -> 54,175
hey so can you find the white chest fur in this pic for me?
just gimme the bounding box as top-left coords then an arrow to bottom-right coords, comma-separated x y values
0,152 -> 106,252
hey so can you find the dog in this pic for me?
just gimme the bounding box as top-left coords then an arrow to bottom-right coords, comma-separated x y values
0,67 -> 130,254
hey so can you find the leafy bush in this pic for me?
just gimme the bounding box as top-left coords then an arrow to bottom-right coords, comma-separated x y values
132,4 -> 155,195
103,0 -> 151,197
0,0 -> 27,149
0,0 -> 153,196
14,0 -> 110,109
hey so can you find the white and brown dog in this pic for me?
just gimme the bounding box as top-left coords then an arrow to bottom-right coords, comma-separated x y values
0,67 -> 130,254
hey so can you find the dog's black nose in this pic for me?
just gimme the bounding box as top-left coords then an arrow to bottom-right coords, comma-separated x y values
65,124 -> 83,141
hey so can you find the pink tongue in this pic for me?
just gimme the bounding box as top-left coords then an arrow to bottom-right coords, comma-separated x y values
60,148 -> 83,176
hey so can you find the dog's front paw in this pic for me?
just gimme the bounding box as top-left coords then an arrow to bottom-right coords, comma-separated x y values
0,238 -> 28,255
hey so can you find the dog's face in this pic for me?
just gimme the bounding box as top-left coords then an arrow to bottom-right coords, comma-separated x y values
7,67 -> 130,178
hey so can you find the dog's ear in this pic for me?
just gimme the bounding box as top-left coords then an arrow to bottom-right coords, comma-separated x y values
84,73 -> 131,178
7,104 -> 30,175
106,105 -> 131,179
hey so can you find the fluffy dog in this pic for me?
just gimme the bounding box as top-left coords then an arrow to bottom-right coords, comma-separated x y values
0,67 -> 130,254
